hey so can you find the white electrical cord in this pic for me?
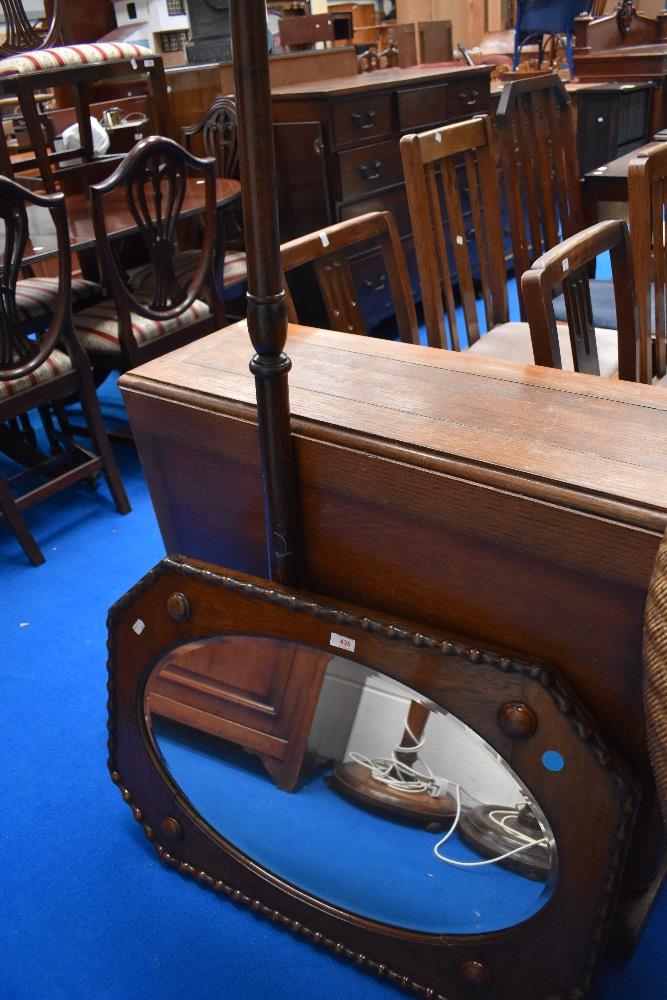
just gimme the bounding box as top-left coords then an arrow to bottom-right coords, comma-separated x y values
348,722 -> 440,795
433,784 -> 549,869
346,724 -> 549,872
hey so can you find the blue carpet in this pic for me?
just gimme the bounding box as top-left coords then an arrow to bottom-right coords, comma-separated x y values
2,368 -> 666,999
153,719 -> 550,935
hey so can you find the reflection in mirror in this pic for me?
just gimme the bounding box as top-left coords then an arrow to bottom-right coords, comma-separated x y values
144,636 -> 556,934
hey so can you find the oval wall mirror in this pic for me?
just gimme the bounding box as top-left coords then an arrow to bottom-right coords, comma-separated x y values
108,557 -> 638,1000
144,636 -> 556,935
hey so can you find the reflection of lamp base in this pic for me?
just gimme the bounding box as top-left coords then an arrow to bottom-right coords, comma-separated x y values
329,761 -> 457,830
458,804 -> 551,881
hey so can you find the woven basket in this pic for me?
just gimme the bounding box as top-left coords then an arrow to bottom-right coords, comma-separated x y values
643,529 -> 667,825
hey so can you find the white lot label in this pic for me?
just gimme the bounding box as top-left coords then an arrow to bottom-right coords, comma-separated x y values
330,632 -> 355,653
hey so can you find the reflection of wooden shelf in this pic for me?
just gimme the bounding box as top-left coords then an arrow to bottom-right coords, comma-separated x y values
145,636 -> 332,791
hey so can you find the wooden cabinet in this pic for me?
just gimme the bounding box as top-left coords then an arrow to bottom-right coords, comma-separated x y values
145,636 -> 337,791
272,65 -> 492,328
574,83 -> 652,174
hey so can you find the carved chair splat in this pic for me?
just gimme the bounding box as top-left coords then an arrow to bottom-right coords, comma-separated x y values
0,0 -> 63,56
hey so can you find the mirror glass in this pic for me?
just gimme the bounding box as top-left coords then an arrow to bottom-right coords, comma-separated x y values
144,636 -> 556,934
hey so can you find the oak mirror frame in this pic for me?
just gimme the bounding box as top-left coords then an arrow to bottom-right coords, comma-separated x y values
107,556 -> 639,1000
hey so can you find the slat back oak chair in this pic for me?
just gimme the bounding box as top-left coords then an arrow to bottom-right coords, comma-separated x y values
400,115 -> 536,362
73,136 -> 225,376
628,141 -> 667,385
280,212 -> 419,344
0,176 -> 130,566
521,219 -> 641,382
495,74 -> 583,289
495,72 -> 617,327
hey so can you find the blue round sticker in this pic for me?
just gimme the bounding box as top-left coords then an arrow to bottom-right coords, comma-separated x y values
542,750 -> 565,772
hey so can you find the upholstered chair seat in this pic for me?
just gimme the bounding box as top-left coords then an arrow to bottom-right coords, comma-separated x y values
0,42 -> 153,78
467,321 -> 620,378
73,296 -> 211,354
0,347 -> 72,400
15,276 -> 101,323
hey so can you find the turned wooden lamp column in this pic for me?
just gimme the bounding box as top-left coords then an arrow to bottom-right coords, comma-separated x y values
229,0 -> 300,586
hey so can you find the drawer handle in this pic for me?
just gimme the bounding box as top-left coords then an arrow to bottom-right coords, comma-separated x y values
351,110 -> 376,130
458,90 -> 480,106
363,273 -> 387,293
357,159 -> 383,181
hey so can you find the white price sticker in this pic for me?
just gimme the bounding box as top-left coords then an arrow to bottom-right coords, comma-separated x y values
330,632 -> 355,653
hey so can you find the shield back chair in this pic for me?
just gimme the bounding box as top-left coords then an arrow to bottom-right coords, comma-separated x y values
628,142 -> 667,386
0,0 -> 64,55
0,176 -> 130,566
176,97 -> 247,304
280,211 -> 419,344
495,72 -> 617,328
73,136 -> 225,378
521,219 -> 641,382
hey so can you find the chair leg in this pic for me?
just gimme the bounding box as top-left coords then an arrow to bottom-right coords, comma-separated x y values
76,375 -> 131,516
0,474 -> 45,566
38,404 -> 62,455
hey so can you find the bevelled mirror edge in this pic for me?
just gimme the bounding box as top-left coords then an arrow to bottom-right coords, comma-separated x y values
107,556 -> 639,1000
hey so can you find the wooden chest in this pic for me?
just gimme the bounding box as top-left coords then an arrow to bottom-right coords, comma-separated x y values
121,322 -> 667,946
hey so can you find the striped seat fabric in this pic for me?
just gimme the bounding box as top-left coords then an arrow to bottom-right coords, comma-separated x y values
15,276 -> 101,323
0,43 -> 154,78
0,348 -> 72,400
73,297 -> 211,353
127,249 -> 248,299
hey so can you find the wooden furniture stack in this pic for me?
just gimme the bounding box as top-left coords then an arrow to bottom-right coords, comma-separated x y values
573,2 -> 667,132
119,319 -> 667,958
271,63 -> 492,329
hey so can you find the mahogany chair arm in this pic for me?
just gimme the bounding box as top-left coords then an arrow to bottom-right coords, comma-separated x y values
521,219 -> 641,382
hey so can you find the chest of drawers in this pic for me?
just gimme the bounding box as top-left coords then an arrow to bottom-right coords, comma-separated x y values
272,65 -> 492,329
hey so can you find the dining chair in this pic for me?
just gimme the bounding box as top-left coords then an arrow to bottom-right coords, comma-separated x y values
400,115 -> 542,363
73,136 -> 225,376
628,142 -> 667,386
280,211 -> 419,344
0,0 -> 63,55
521,219 -> 640,382
175,97 -> 247,300
495,72 -> 617,328
0,176 -> 130,566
